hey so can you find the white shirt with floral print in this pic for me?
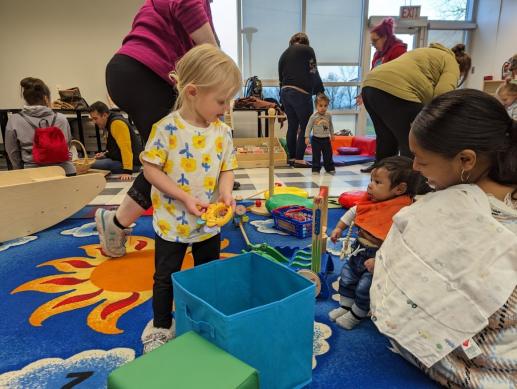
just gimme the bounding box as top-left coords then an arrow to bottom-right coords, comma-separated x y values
141,111 -> 237,243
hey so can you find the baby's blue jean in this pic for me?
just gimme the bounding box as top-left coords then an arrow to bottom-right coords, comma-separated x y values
338,240 -> 378,316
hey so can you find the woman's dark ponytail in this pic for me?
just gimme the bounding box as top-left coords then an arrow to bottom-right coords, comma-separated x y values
497,119 -> 517,199
451,44 -> 472,86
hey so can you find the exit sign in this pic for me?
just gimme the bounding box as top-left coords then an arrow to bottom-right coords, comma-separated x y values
400,5 -> 421,19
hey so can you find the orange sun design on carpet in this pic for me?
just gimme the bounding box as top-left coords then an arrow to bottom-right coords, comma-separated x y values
11,236 -> 235,335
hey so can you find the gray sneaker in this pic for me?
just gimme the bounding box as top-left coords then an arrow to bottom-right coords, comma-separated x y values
141,319 -> 175,354
95,209 -> 130,257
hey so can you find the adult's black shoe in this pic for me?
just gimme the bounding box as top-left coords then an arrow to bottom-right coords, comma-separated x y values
360,164 -> 375,173
292,162 -> 312,168
233,181 -> 241,190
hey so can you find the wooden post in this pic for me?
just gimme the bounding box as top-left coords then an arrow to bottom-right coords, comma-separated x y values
311,186 -> 329,273
267,107 -> 276,199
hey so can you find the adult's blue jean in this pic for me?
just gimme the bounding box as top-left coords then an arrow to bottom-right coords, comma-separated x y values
280,88 -> 313,160
91,158 -> 140,174
338,240 -> 377,315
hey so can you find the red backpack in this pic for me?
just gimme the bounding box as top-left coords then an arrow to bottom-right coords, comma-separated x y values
19,112 -> 70,164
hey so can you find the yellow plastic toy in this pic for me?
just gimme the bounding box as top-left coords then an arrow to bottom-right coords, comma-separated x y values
200,203 -> 233,227
264,186 -> 308,200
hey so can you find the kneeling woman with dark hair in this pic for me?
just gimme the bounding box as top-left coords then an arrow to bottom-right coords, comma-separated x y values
370,89 -> 517,388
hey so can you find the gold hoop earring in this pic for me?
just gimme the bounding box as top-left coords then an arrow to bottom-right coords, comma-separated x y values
460,169 -> 471,183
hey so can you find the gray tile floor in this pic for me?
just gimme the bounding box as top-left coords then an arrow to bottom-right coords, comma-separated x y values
86,163 -> 372,205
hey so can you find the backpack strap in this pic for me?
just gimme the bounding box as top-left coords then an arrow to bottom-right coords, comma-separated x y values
18,112 -> 38,130
41,113 -> 57,128
18,112 -> 57,129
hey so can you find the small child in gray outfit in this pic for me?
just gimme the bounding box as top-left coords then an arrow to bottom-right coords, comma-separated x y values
305,93 -> 335,173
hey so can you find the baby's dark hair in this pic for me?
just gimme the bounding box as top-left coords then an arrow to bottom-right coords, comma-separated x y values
315,93 -> 330,106
411,89 -> 517,195
372,156 -> 431,197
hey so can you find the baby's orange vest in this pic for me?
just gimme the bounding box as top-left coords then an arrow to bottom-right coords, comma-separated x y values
355,195 -> 412,241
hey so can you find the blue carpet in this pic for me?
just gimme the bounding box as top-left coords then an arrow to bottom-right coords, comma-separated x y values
0,210 -> 438,388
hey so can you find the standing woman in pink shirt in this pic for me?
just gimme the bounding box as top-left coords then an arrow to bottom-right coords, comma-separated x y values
96,0 -> 219,257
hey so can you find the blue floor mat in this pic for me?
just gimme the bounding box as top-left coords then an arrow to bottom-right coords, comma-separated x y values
0,210 -> 437,388
305,154 -> 375,166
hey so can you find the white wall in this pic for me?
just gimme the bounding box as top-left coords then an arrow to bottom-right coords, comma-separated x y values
0,0 -> 143,108
466,0 -> 517,89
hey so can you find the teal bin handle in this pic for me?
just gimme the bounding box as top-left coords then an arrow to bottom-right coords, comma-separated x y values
184,305 -> 216,339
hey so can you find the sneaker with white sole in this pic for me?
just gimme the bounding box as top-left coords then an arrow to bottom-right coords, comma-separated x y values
141,318 -> 175,354
328,307 -> 349,322
95,209 -> 130,257
336,311 -> 362,330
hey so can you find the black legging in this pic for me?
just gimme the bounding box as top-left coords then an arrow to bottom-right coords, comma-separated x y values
362,86 -> 423,161
106,54 -> 177,209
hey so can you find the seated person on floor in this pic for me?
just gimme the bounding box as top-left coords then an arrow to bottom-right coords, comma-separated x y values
88,101 -> 143,180
328,156 -> 429,330
5,77 -> 76,176
370,89 -> 517,388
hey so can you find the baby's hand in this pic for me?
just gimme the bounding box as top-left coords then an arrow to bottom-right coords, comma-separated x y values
330,228 -> 342,243
364,258 -> 375,273
184,196 -> 209,217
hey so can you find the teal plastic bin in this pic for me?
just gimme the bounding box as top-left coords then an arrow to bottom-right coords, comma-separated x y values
173,252 -> 315,389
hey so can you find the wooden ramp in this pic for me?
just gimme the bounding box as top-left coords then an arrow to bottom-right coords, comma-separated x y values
0,167 -> 105,242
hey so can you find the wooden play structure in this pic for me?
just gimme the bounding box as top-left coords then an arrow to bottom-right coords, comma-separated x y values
237,185 -> 333,299
0,166 -> 105,242
297,186 -> 331,297
246,107 -> 286,216
233,106 -> 287,169
234,137 -> 286,169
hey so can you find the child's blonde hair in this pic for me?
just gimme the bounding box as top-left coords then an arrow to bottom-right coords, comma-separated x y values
496,78 -> 517,97
169,44 -> 242,110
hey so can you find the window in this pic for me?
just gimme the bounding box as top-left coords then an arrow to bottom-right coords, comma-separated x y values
325,86 -> 359,111
211,0 -> 238,64
333,115 -> 357,134
262,87 -> 281,102
428,29 -> 466,48
368,0 -> 470,21
241,0 -> 301,80
240,0 -> 364,133
305,0 -> 362,64
319,66 -> 360,82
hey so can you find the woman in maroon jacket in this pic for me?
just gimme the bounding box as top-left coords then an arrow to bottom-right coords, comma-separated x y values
370,18 -> 407,69
360,17 -> 407,172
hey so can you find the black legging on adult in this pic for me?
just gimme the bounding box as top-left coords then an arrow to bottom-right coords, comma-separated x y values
106,54 -> 176,209
362,86 -> 423,161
